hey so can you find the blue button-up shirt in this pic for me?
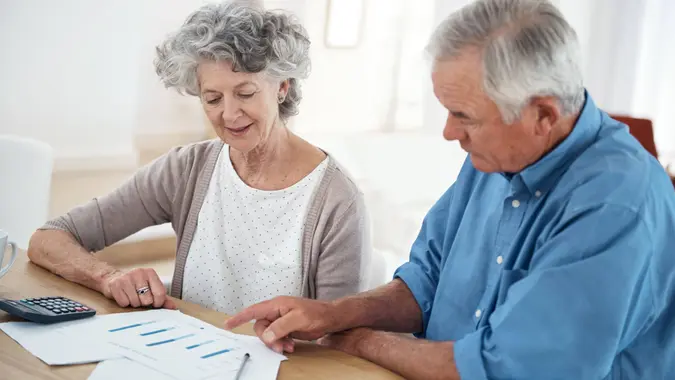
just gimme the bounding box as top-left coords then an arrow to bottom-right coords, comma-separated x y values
394,93 -> 675,379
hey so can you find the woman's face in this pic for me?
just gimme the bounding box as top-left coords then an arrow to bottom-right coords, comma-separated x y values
197,60 -> 288,153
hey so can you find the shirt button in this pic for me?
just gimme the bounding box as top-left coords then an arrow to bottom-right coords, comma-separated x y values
475,309 -> 482,318
511,199 -> 520,208
535,190 -> 542,197
496,256 -> 503,264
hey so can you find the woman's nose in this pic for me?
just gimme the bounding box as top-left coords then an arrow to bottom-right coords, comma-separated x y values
220,97 -> 243,124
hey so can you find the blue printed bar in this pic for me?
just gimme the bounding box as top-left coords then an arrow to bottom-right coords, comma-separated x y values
200,349 -> 231,359
140,327 -> 176,336
186,340 -> 215,350
146,333 -> 196,347
108,321 -> 156,332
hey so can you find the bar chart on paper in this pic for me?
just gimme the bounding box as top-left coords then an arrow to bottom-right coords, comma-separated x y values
102,315 -> 248,380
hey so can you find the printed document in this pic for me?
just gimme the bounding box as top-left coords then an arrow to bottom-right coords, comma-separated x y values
0,309 -> 286,380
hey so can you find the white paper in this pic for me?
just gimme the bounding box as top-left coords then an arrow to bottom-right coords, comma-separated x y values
86,311 -> 285,380
100,311 -> 285,380
1,309 -> 285,379
0,319 -> 120,365
89,356 -> 283,380
88,358 -> 173,380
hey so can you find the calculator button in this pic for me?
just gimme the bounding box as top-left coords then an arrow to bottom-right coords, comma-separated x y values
75,307 -> 83,312
82,307 -> 90,311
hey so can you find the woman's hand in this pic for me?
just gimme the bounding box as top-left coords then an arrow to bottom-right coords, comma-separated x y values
100,268 -> 176,309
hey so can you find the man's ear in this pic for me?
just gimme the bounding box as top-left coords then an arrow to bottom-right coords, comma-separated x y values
530,96 -> 561,136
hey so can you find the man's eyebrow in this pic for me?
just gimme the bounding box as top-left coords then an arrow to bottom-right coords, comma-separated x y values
450,110 -> 471,119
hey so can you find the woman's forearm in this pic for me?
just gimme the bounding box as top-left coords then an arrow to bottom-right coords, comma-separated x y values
26,229 -> 120,297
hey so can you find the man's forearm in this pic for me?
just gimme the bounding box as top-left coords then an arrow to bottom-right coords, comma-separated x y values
352,329 -> 459,380
332,279 -> 423,333
27,230 -> 119,296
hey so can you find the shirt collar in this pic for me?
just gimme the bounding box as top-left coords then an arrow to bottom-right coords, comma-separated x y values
510,90 -> 601,196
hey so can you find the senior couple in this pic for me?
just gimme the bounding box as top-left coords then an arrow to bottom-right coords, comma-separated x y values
27,0 -> 675,378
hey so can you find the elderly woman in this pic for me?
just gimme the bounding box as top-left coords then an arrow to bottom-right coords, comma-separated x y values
27,1 -> 370,317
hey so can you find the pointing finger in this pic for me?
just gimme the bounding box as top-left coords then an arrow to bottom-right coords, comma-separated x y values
224,300 -> 281,330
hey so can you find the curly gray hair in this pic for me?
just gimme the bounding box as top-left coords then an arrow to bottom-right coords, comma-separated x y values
154,1 -> 311,120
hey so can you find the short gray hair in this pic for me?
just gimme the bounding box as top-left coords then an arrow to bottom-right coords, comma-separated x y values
154,1 -> 311,120
427,0 -> 585,123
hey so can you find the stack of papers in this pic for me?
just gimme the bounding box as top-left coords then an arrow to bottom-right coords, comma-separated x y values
0,309 -> 286,380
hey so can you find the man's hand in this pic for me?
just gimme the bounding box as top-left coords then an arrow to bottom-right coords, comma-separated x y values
101,268 -> 176,310
224,296 -> 343,354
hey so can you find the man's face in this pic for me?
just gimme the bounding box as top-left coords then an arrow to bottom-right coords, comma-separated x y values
432,50 -> 555,173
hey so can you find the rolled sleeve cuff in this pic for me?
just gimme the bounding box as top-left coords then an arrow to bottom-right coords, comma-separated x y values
453,327 -> 489,380
393,262 -> 436,337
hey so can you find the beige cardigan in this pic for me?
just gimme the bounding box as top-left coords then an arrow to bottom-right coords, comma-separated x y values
41,139 -> 371,301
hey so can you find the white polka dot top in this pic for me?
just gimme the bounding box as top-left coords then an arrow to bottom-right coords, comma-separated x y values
181,145 -> 329,315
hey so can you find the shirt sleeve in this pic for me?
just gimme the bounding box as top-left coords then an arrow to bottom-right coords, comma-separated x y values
453,203 -> 655,380
39,145 -> 191,252
393,185 -> 454,336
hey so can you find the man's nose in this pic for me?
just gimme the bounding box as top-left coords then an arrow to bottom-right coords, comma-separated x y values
443,116 -> 466,141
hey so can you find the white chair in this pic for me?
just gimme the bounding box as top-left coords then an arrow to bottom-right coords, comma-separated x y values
0,135 -> 54,249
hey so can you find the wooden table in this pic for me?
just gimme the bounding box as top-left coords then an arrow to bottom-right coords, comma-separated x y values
0,248 -> 403,380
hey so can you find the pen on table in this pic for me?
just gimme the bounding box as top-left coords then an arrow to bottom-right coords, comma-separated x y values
234,353 -> 250,380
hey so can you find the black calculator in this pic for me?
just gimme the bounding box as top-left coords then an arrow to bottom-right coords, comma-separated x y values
0,296 -> 96,324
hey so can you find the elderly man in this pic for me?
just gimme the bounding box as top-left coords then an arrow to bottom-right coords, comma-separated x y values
225,0 -> 675,378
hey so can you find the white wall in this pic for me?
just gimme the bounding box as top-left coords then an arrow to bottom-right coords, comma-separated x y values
0,0 -> 211,171
132,1 -> 212,142
1,0 -> 407,169
292,0 -> 410,134
557,0 -> 648,114
0,0 -> 144,170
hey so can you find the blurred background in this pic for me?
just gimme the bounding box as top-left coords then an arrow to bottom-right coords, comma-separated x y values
1,0 -> 674,286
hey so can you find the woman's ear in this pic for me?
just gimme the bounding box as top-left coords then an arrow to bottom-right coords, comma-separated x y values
278,79 -> 290,99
